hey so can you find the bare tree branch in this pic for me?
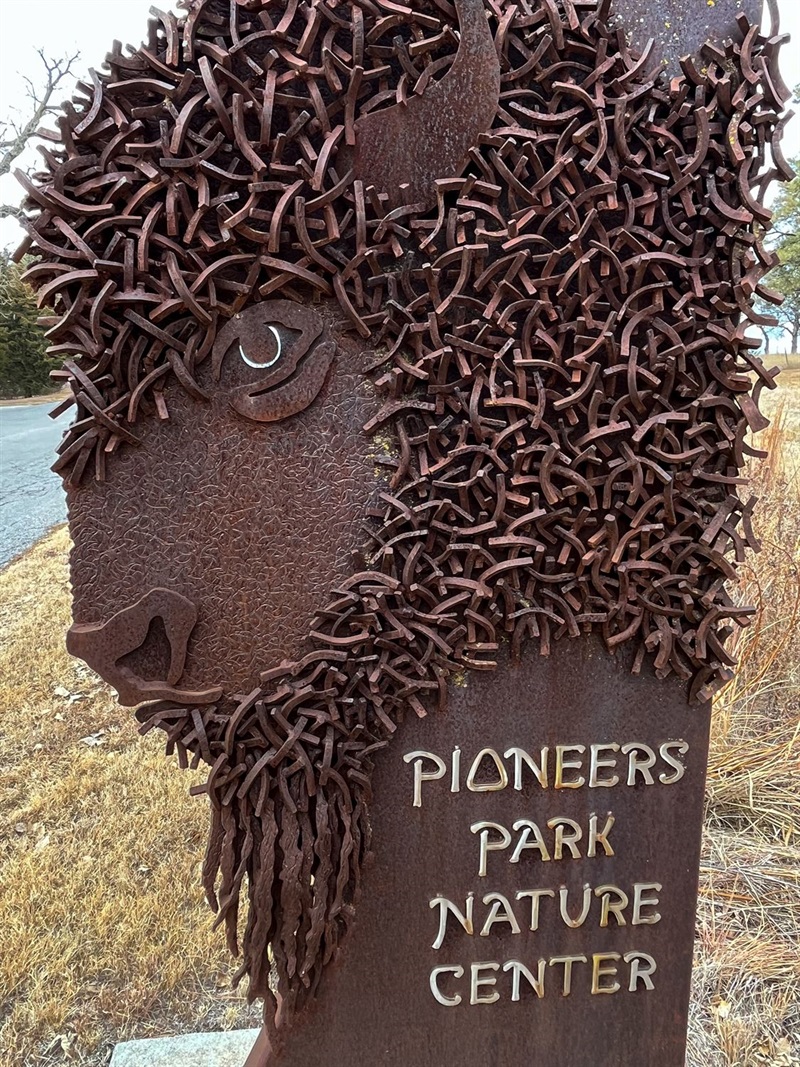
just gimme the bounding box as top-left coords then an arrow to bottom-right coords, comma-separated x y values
0,48 -> 80,181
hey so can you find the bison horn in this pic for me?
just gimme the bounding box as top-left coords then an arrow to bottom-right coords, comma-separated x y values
352,0 -> 501,211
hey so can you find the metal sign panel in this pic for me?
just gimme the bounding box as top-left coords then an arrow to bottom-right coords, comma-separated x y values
247,640 -> 712,1067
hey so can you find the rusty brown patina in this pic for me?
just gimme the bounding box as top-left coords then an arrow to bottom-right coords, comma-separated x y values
15,0 -> 791,1063
67,588 -> 221,706
610,0 -> 767,74
352,0 -> 502,209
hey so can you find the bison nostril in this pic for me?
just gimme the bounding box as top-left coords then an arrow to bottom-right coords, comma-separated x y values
117,616 -> 172,687
67,588 -> 222,707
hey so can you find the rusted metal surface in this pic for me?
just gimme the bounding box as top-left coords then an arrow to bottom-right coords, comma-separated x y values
66,316 -> 383,707
16,0 -> 791,1052
247,640 -> 712,1067
211,301 -> 336,422
67,587 -> 221,706
352,0 -> 501,209
610,0 -> 767,75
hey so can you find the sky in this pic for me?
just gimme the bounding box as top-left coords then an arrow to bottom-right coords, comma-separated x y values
0,0 -> 182,249
1,0 -> 800,254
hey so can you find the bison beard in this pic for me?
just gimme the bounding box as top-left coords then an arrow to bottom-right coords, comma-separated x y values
19,0 -> 790,1039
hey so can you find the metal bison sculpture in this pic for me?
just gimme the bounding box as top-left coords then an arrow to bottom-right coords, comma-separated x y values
16,0 -> 789,1046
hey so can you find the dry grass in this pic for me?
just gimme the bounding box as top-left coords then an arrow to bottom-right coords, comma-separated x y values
688,359 -> 800,1067
0,531 -> 259,1067
0,365 -> 798,1067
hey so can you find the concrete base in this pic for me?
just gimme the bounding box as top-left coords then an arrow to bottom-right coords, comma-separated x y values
110,1029 -> 261,1067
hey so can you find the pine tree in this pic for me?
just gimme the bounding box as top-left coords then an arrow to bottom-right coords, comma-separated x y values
0,257 -> 55,398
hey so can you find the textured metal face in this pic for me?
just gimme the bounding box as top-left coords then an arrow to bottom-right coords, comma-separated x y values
67,310 -> 382,706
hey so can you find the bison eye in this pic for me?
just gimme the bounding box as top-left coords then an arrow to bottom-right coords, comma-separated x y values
240,325 -> 282,370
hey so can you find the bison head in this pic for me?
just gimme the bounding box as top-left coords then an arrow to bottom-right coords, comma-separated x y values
18,0 -> 787,1038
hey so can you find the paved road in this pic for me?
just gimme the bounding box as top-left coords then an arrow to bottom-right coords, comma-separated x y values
0,401 -> 71,568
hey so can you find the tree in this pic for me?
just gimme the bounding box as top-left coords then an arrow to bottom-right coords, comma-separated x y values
0,257 -> 55,397
0,49 -> 81,394
0,49 -> 80,221
758,158 -> 800,355
763,268 -> 800,354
